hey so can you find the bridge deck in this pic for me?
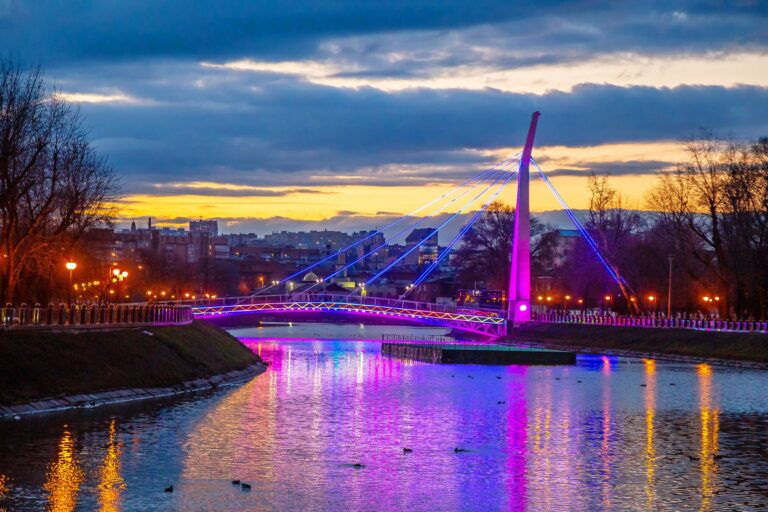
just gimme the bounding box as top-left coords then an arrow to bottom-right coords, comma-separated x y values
183,294 -> 507,337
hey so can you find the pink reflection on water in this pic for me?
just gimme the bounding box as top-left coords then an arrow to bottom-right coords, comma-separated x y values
505,365 -> 528,511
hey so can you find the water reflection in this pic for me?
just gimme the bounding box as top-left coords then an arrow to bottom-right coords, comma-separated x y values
43,428 -> 84,512
1,326 -> 768,511
0,473 -> 10,512
97,420 -> 125,512
643,359 -> 656,510
698,364 -> 719,512
601,356 -> 612,511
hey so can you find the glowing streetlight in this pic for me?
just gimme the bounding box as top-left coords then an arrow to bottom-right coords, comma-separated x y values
65,261 -> 77,304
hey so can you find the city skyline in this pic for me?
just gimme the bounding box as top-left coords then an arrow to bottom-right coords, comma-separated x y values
2,1 -> 767,232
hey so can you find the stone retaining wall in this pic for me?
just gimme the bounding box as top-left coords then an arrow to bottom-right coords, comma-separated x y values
0,362 -> 267,420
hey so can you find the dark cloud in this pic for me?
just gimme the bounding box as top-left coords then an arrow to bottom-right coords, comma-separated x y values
539,160 -> 677,178
72,69 -> 768,192
0,0 -> 572,65
2,0 -> 765,206
144,186 -> 328,197
2,1 -> 765,69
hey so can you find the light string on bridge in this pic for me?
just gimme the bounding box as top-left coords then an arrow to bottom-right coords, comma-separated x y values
531,157 -> 636,294
358,165 -> 517,292
401,163 -> 520,298
299,159 -> 521,294
255,156 -> 520,295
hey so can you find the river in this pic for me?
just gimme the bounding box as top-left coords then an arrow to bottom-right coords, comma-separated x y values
1,323 -> 767,511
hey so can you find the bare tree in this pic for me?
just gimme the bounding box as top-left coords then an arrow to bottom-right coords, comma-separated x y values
587,172 -> 644,312
454,201 -> 551,291
647,131 -> 768,319
0,60 -> 119,303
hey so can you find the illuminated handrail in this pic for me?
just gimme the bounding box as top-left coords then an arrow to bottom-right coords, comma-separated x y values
176,294 -> 507,319
0,304 -> 193,330
532,312 -> 768,334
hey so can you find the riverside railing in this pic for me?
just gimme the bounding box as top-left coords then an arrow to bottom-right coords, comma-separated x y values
1,303 -> 193,330
532,312 -> 768,334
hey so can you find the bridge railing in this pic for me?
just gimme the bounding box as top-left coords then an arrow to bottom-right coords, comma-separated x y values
1,303 -> 193,330
532,312 -> 768,334
181,293 -> 507,319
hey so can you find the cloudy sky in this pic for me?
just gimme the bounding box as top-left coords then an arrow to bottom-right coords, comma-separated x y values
3,0 -> 767,233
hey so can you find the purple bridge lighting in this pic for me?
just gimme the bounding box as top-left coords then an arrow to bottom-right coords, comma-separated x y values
177,112 -> 627,339
190,294 -> 507,337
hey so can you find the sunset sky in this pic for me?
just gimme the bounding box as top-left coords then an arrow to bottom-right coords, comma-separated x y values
3,1 -> 767,233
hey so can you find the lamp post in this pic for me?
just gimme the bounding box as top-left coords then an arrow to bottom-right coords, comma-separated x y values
111,268 -> 128,303
647,294 -> 656,313
65,261 -> 77,304
667,255 -> 674,318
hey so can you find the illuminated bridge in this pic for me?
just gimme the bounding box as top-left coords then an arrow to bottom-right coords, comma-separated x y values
180,112 -> 634,339
188,294 -> 506,337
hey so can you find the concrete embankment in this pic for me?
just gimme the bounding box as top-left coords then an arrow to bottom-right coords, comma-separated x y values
510,323 -> 768,366
0,363 -> 266,419
0,320 -> 264,416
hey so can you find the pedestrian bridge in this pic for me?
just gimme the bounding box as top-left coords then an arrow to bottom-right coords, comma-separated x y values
185,294 -> 507,337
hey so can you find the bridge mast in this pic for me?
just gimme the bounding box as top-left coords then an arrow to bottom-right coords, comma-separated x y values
508,111 -> 540,325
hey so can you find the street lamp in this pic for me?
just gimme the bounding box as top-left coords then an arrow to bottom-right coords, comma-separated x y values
110,268 -> 128,303
65,261 -> 77,304
667,255 -> 674,318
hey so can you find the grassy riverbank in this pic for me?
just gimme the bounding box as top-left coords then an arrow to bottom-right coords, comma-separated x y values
0,320 -> 260,405
511,323 -> 768,363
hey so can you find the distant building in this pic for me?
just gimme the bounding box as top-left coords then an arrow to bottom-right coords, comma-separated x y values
549,229 -> 580,269
229,233 -> 262,247
189,220 -> 219,236
404,228 -> 438,266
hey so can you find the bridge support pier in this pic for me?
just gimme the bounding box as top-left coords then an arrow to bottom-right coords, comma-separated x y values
508,112 -> 540,326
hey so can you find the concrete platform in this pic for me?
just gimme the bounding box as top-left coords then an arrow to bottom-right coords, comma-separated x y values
381,342 -> 576,365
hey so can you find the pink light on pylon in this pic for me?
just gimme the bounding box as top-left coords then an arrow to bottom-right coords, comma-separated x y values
508,112 -> 540,326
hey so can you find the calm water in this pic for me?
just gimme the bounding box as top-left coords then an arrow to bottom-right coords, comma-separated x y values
1,323 -> 768,511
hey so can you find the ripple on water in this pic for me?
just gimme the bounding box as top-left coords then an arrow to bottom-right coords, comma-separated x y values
0,325 -> 767,511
